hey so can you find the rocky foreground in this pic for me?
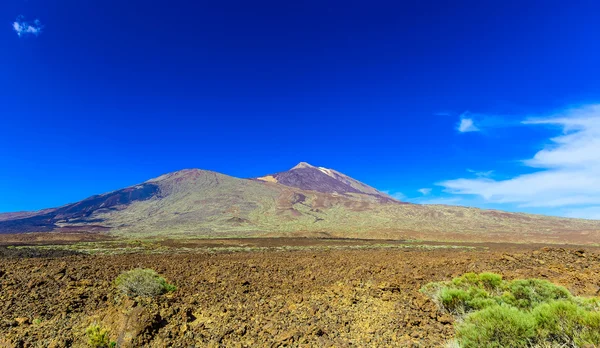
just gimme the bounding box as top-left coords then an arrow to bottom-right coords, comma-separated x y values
1,244 -> 599,347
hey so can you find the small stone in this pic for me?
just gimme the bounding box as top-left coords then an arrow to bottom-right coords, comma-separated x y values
15,317 -> 29,325
502,255 -> 517,262
437,314 -> 453,324
276,330 -> 296,342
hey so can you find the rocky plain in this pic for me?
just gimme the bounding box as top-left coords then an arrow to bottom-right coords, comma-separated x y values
1,238 -> 599,347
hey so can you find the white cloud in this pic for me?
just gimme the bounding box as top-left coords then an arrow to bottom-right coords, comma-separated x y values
13,16 -> 43,37
418,188 -> 432,195
457,115 -> 479,133
454,111 -> 522,133
466,169 -> 494,178
439,104 -> 600,217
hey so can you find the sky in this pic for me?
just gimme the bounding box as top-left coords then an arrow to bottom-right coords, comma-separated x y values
1,1 -> 600,219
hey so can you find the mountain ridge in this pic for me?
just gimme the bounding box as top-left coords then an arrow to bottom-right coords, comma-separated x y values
1,163 -> 600,244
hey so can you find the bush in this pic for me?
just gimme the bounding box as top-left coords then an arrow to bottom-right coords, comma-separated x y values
578,311 -> 600,344
421,273 -> 574,314
532,300 -> 585,343
457,305 -> 536,348
422,273 -> 600,347
533,300 -> 600,346
86,324 -> 110,347
478,272 -> 503,290
577,296 -> 600,311
439,288 -> 472,314
115,268 -> 176,297
438,286 -> 496,314
450,272 -> 503,291
505,279 -> 571,309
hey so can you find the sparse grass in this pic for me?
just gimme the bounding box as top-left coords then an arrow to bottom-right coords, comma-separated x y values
422,273 -> 600,347
85,323 -> 112,347
115,268 -> 176,297
11,240 -> 476,256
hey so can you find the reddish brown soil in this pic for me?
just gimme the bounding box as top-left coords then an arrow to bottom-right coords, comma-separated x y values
1,243 -> 600,347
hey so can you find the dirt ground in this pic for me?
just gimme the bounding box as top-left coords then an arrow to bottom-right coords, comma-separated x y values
1,240 -> 600,347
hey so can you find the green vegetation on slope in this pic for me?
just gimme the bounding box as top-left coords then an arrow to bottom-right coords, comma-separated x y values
115,268 -> 177,297
61,169 -> 600,244
421,273 -> 600,347
85,323 -> 114,347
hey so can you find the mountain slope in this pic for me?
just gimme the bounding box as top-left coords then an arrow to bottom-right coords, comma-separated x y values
1,164 -> 600,244
0,183 -> 159,233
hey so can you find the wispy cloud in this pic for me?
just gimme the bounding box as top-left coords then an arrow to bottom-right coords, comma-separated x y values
466,169 -> 494,178
439,104 -> 600,217
453,110 -> 523,134
13,16 -> 43,37
418,188 -> 432,195
457,115 -> 479,133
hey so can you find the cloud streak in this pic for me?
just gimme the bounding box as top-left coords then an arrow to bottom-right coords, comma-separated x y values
453,111 -> 523,133
13,16 -> 43,37
439,104 -> 600,218
466,169 -> 494,178
418,188 -> 432,195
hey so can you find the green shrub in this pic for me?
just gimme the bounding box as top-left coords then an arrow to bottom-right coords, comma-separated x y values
435,277 -> 499,314
506,279 -> 571,309
532,300 -> 600,346
578,311 -> 600,345
85,324 -> 110,347
478,272 -> 503,290
115,268 -> 176,297
452,272 -> 480,287
422,273 -> 574,314
439,288 -> 472,314
448,272 -> 503,295
457,305 -> 536,348
422,273 -> 600,347
575,296 -> 600,311
468,297 -> 498,310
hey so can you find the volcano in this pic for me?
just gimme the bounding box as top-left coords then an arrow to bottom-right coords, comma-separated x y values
1,162 -> 600,244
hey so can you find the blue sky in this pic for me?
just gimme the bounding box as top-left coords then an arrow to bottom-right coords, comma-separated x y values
1,1 -> 600,219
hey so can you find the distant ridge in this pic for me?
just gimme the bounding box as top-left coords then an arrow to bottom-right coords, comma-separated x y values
1,163 -> 600,245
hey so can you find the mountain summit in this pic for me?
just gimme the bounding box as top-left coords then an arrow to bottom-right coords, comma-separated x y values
257,162 -> 395,201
